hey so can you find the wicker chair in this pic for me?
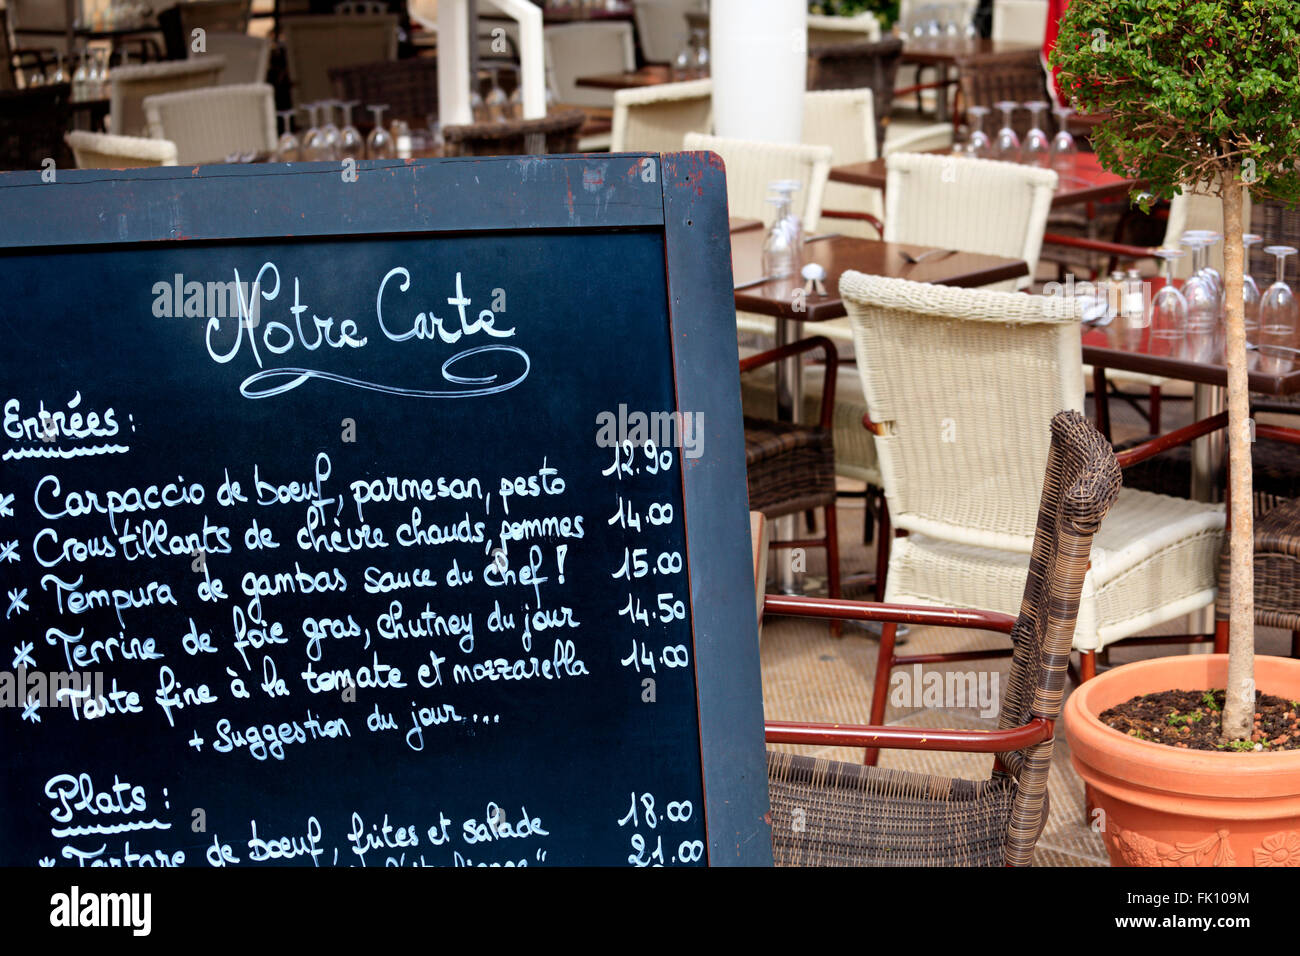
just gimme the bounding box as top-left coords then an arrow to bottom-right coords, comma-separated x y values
992,0 -> 1049,44
282,13 -> 399,108
144,83 -> 276,164
330,57 -> 440,128
840,273 -> 1228,730
681,131 -> 832,233
804,88 -> 881,238
741,338 -> 842,630
632,0 -> 695,63
441,109 -> 586,157
766,408 -> 1120,865
192,32 -> 270,86
544,21 -> 636,110
0,84 -> 72,171
610,79 -> 711,153
806,12 -> 882,45
110,58 -> 226,138
955,47 -> 1048,142
805,36 -> 901,152
65,130 -> 179,168
157,0 -> 252,59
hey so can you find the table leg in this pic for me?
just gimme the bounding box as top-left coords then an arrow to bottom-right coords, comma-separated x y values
774,316 -> 804,592
934,64 -> 950,122
1191,383 -> 1225,502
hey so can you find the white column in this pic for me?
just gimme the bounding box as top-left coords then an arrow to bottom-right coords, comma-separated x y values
710,0 -> 806,143
484,0 -> 547,119
438,0 -> 473,126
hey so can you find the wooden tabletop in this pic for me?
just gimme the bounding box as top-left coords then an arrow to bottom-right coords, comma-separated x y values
1083,321 -> 1300,397
576,65 -> 681,90
829,150 -> 1142,208
900,37 -> 1040,66
732,232 -> 1028,322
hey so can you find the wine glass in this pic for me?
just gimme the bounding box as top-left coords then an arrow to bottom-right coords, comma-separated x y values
338,101 -> 365,160
300,103 -> 331,161
1148,248 -> 1188,357
486,68 -> 509,123
318,100 -> 342,159
1259,245 -> 1298,374
1049,105 -> 1077,172
275,110 -> 299,161
366,104 -> 394,158
48,52 -> 67,86
1180,233 -> 1218,361
1243,233 -> 1263,364
1022,101 -> 1050,167
994,101 -> 1021,163
692,26 -> 709,76
964,105 -> 992,159
673,32 -> 693,80
762,195 -> 797,280
73,50 -> 89,100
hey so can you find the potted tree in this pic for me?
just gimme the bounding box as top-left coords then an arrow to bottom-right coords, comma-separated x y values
1053,0 -> 1300,865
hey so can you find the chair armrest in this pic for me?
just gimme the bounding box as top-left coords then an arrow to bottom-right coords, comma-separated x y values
739,336 -> 838,431
763,593 -> 1016,634
821,208 -> 884,238
1255,423 -> 1300,447
765,716 -> 1053,753
1114,411 -> 1229,468
1042,232 -> 1156,261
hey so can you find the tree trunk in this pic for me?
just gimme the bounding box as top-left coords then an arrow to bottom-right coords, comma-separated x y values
1220,169 -> 1255,742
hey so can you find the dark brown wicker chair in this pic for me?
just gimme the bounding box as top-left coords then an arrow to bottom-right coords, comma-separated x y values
441,109 -> 586,157
330,56 -> 439,128
955,47 -> 1048,140
806,36 -> 904,150
740,337 -> 842,632
764,408 -> 1122,866
0,83 -> 72,171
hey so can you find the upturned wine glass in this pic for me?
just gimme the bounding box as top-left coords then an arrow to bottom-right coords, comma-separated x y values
1180,234 -> 1218,361
366,104 -> 394,159
1050,105 -> 1077,171
486,68 -> 509,123
338,101 -> 365,160
1259,245 -> 1299,374
964,105 -> 992,158
1148,248 -> 1188,357
994,101 -> 1021,163
1021,101 -> 1051,167
300,103 -> 331,161
1243,233 -> 1263,362
275,110 -> 299,161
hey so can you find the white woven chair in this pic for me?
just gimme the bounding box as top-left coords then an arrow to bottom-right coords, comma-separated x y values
282,13 -> 398,108
193,31 -> 271,86
841,273 -> 1225,717
65,130 -> 178,168
110,58 -> 227,138
885,151 -> 1056,292
145,83 -> 276,164
610,78 -> 711,153
807,12 -> 882,45
632,0 -> 695,63
682,132 -> 832,233
544,21 -> 636,110
992,0 -> 1049,45
803,87 -> 880,237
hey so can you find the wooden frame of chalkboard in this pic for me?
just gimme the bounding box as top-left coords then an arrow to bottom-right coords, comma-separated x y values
0,154 -> 771,867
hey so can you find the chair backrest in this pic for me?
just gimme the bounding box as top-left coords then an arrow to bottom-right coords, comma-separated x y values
145,82 -> 276,163
0,83 -> 72,170
193,31 -> 270,85
1244,197 -> 1297,282
682,131 -> 833,233
806,12 -> 881,45
957,48 -> 1048,140
544,21 -> 635,108
7,0 -> 73,44
805,35 -> 902,150
611,78 -> 711,153
65,130 -> 179,168
110,57 -> 226,137
441,108 -> 586,158
632,0 -> 693,63
996,407 -> 1120,865
282,13 -> 398,107
330,56 -> 439,127
840,273 -> 1085,550
804,88 -> 880,229
884,151 -> 1057,289
991,0 -> 1049,45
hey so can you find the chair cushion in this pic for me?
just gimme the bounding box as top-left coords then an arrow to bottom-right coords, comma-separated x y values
884,488 -> 1225,651
767,751 -> 1015,866
743,417 -> 836,517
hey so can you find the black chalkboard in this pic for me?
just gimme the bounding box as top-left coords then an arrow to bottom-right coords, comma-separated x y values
0,154 -> 770,867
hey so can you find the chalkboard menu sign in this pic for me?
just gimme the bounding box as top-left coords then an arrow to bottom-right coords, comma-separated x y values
0,154 -> 770,867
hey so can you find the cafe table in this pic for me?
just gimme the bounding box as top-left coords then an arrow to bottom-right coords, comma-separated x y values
1083,315 -> 1300,500
828,150 -> 1143,209
576,64 -> 679,91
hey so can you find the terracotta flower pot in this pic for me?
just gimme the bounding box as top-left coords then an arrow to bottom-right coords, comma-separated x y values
1064,654 -> 1300,867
